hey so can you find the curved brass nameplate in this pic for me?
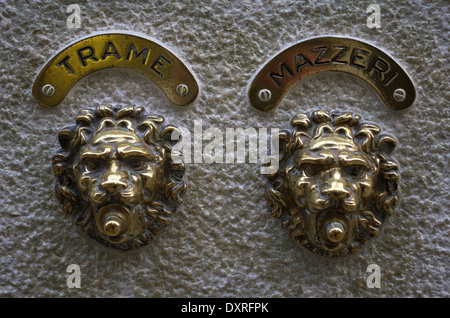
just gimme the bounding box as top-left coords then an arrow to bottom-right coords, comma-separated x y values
33,33 -> 198,107
248,36 -> 415,111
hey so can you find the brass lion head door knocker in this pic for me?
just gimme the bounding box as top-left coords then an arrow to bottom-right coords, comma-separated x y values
52,105 -> 186,250
265,111 -> 398,257
34,33 -> 197,250
250,36 -> 413,257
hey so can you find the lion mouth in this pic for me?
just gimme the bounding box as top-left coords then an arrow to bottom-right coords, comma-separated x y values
315,212 -> 356,250
325,221 -> 346,243
94,204 -> 132,242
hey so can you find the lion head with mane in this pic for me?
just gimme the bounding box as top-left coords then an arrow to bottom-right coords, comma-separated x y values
266,110 -> 399,257
52,104 -> 186,251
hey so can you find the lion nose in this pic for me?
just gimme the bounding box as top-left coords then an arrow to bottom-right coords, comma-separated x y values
100,179 -> 127,193
100,161 -> 127,193
323,187 -> 350,200
322,169 -> 350,200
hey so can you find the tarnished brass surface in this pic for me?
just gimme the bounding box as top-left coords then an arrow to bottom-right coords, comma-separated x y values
33,33 -> 198,107
265,110 -> 399,257
52,104 -> 186,250
249,36 -> 415,111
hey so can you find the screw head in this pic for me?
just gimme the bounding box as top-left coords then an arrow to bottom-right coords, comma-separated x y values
393,88 -> 406,102
258,89 -> 271,102
176,84 -> 189,97
41,84 -> 55,97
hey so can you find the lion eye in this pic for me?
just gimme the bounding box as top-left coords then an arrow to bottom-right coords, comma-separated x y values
302,163 -> 321,177
345,165 -> 365,178
85,158 -> 100,170
127,157 -> 147,170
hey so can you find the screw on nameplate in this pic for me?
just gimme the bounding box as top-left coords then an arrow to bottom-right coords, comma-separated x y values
258,89 -> 271,102
176,84 -> 189,96
41,84 -> 55,97
393,88 -> 406,102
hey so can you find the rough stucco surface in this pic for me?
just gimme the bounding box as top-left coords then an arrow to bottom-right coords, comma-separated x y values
0,0 -> 448,297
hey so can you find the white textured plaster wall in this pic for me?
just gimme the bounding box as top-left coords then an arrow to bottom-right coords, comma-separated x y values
0,0 -> 448,297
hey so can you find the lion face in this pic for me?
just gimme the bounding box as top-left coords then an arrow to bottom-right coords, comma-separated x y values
288,132 -> 378,252
52,105 -> 186,250
75,124 -> 165,244
266,111 -> 399,257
